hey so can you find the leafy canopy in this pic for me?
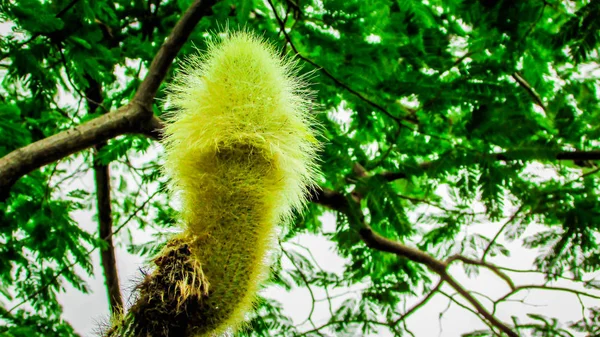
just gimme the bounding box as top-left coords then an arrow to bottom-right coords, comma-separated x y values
0,0 -> 599,336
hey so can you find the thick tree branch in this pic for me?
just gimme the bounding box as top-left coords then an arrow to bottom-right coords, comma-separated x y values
87,77 -> 124,314
309,149 -> 600,210
144,115 -> 166,139
0,0 -> 216,197
94,157 -> 123,313
308,187 -> 350,211
317,177 -> 518,336
359,227 -> 448,274
314,168 -> 593,336
359,226 -> 518,337
133,0 -> 217,106
0,104 -> 147,194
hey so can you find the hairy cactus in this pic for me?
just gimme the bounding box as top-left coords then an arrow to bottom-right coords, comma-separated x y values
105,30 -> 320,337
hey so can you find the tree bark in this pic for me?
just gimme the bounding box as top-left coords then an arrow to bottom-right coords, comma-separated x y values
313,168 -> 519,336
0,0 -> 217,199
94,157 -> 123,313
133,0 -> 217,106
86,77 -> 124,314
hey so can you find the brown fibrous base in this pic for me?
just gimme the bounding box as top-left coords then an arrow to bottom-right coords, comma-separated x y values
106,237 -> 211,337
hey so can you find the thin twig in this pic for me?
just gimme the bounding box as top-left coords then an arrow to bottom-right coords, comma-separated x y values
438,290 -> 500,336
495,266 -> 599,285
511,72 -> 546,112
7,188 -> 161,314
279,241 -> 318,328
496,284 -> 600,306
447,255 -> 515,290
482,205 -> 525,262
298,319 -> 392,337
393,280 -> 442,326
287,241 -> 336,317
56,45 -> 107,110
265,0 -> 405,124
0,0 -> 82,61
576,294 -> 592,333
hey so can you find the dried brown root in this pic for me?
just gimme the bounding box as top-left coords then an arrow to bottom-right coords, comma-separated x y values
105,236 -> 210,337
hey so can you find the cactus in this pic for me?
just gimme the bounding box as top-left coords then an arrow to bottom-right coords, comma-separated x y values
105,30 -> 320,337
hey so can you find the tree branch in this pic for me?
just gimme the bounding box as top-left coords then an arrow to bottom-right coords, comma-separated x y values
359,227 -> 448,274
7,188 -> 161,314
144,115 -> 166,139
309,148 -> 600,210
94,156 -> 124,313
496,284 -> 600,305
511,72 -> 546,112
87,77 -> 124,314
298,319 -> 394,337
482,205 -> 525,262
133,0 -> 217,106
441,271 -> 517,336
438,290 -> 500,336
447,255 -> 515,290
0,104 -> 146,195
393,281 -> 442,326
359,226 -> 518,337
322,178 -> 518,336
266,0 -> 411,124
0,0 -> 216,198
